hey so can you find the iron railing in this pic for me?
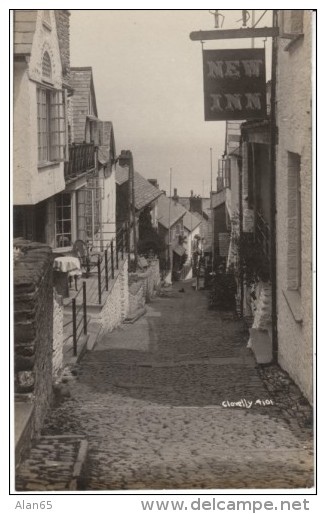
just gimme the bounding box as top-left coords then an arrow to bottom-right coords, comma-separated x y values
64,143 -> 96,182
63,280 -> 88,356
95,227 -> 127,305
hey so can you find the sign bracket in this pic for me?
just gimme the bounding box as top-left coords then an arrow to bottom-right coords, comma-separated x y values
189,27 -> 279,41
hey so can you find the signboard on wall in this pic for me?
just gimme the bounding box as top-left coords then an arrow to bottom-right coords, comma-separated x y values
203,48 -> 266,121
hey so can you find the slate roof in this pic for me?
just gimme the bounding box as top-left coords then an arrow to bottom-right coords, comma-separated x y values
115,166 -> 163,211
70,67 -> 98,142
178,196 -> 211,218
157,195 -> 187,230
212,189 -> 226,209
183,211 -> 201,232
14,10 -> 38,56
178,197 -> 190,210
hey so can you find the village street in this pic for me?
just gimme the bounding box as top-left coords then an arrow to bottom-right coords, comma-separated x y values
34,281 -> 314,491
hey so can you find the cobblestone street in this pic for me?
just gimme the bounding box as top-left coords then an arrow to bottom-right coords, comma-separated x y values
36,282 -> 314,490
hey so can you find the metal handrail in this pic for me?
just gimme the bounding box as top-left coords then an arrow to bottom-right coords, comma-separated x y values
95,228 -> 128,304
63,280 -> 88,356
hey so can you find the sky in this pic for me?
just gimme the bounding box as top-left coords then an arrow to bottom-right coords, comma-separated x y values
70,10 -> 272,197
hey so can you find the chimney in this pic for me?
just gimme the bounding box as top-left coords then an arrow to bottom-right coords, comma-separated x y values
173,188 -> 179,202
55,10 -> 71,87
216,177 -> 224,192
190,190 -> 193,197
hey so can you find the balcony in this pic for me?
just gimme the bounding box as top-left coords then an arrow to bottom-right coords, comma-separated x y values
64,143 -> 96,183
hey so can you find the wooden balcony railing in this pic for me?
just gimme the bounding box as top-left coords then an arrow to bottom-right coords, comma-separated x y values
64,143 -> 96,182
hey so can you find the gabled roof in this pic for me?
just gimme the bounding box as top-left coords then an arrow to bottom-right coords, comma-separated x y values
157,195 -> 187,230
212,189 -> 226,209
183,211 -> 201,232
115,166 -> 163,211
14,10 -> 38,56
70,67 -> 98,142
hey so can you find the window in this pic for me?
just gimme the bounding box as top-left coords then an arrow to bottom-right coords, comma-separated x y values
85,177 -> 101,237
42,51 -> 52,80
55,193 -> 72,247
76,179 -> 102,241
37,87 -> 66,164
287,152 -> 301,291
218,158 -> 231,189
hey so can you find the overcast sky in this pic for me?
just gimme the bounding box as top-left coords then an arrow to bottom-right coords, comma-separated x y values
70,10 -> 272,196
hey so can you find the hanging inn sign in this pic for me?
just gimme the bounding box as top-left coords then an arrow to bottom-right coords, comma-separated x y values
202,48 -> 266,121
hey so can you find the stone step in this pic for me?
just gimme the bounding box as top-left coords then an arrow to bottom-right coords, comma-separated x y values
15,435 -> 88,492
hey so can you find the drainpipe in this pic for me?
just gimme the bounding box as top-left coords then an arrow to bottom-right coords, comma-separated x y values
238,149 -> 244,318
270,10 -> 278,363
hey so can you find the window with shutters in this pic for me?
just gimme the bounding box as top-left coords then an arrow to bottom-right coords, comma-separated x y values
37,87 -> 67,164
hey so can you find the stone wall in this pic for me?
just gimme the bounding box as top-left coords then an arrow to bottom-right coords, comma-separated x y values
119,258 -> 129,319
14,240 -> 54,436
128,282 -> 145,316
52,291 -> 64,382
99,257 -> 129,334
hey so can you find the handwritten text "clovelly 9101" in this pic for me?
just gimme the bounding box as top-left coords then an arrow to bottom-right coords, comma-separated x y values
222,399 -> 274,409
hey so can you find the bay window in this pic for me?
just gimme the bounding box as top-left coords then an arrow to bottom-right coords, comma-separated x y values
37,87 -> 67,165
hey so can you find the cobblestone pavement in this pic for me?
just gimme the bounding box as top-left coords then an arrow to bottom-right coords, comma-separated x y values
40,281 -> 313,490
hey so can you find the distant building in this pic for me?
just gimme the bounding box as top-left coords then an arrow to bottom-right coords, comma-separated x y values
115,166 -> 163,254
183,211 -> 202,266
157,194 -> 187,276
178,191 -> 212,255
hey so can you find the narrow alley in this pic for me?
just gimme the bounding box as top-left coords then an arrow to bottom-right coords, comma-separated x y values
30,281 -> 314,491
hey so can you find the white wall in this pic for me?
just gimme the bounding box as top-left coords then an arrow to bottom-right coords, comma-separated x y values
13,10 -> 66,205
100,165 -> 116,244
276,12 -> 313,403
